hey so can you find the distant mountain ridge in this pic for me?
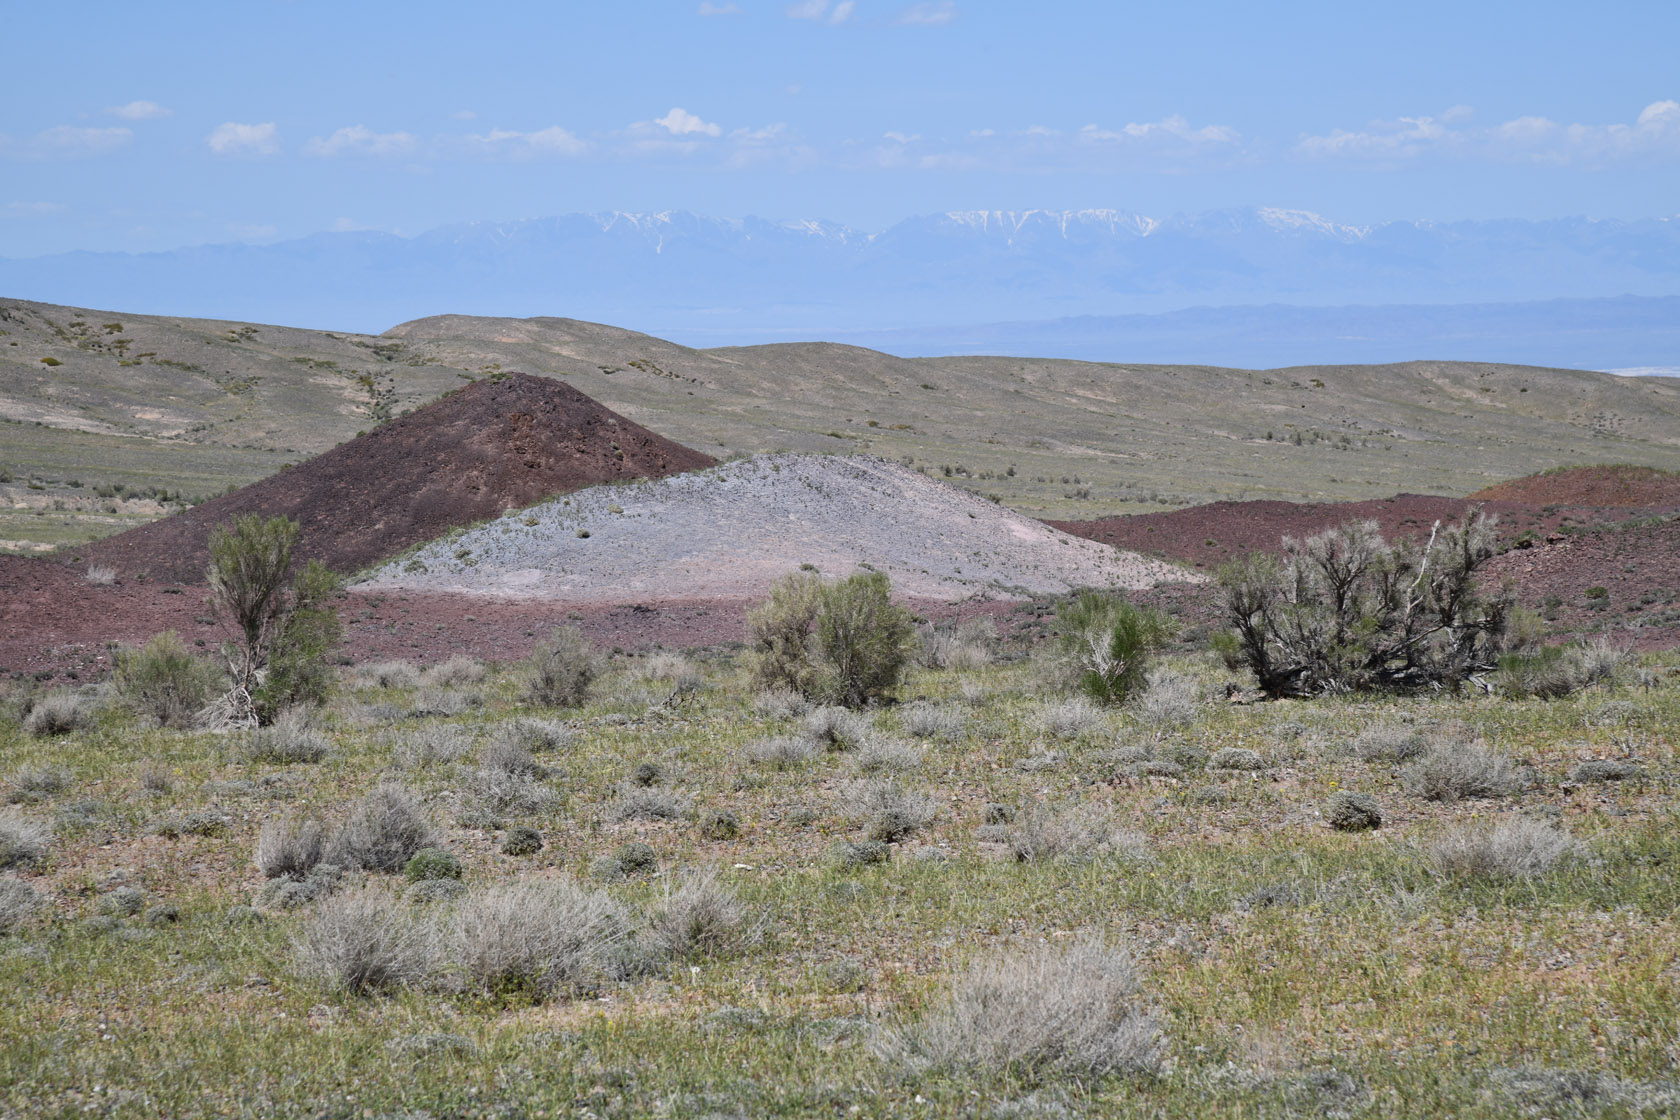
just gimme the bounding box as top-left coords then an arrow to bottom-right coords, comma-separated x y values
3,208 -> 1678,363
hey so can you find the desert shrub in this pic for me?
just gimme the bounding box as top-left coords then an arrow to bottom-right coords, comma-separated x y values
421,655 -> 486,687
404,847 -> 462,882
746,569 -> 917,709
205,514 -> 342,725
480,737 -> 547,780
6,765 -> 71,804
1401,741 -> 1521,802
0,809 -> 51,869
829,840 -> 891,869
1326,791 -> 1383,832
23,690 -> 97,737
842,780 -> 934,842
446,877 -> 627,999
150,810 -> 229,838
1428,817 -> 1578,878
1037,697 -> 1108,741
243,708 -> 330,763
501,826 -> 543,856
491,717 -> 573,756
354,660 -> 422,689
524,625 -> 602,708
332,782 -> 438,872
632,652 -> 705,700
743,735 -> 818,770
802,705 -> 872,751
0,877 -> 43,933
1571,759 -> 1639,783
1052,590 -> 1171,706
460,765 -> 557,818
1221,514 -> 1510,697
255,816 -> 326,879
98,886 -> 146,917
752,687 -> 811,720
881,937 -> 1160,1081
85,564 -> 117,586
854,736 -> 924,775
916,616 -> 998,671
1501,637 -> 1629,699
1352,723 -> 1427,762
394,724 -> 473,769
1133,667 -> 1202,727
592,841 -> 658,880
1209,747 -> 1265,771
1009,804 -> 1149,865
607,787 -> 689,823
696,808 -> 740,841
899,701 -> 966,741
112,631 -> 221,728
408,688 -> 479,717
293,885 -> 435,994
647,869 -> 747,960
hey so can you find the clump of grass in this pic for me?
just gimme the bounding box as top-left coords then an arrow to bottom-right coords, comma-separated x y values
1037,697 -> 1108,741
802,706 -> 872,752
1009,804 -> 1149,865
446,878 -> 627,1000
1325,791 -> 1383,832
592,841 -> 658,881
459,764 -> 557,819
899,701 -> 967,741
524,625 -> 602,708
1352,722 -> 1427,762
331,782 -> 439,873
647,869 -> 748,960
607,787 -> 690,824
1428,817 -> 1578,879
394,724 -> 473,769
479,737 -> 548,780
916,617 -> 998,671
0,809 -> 52,869
6,765 -> 72,804
853,736 -> 924,775
292,885 -> 436,994
421,656 -> 486,687
408,688 -> 480,718
1402,740 -> 1522,802
112,630 -> 221,728
353,660 -> 423,690
842,780 -> 935,842
743,735 -> 818,770
1133,667 -> 1202,727
85,564 -> 117,587
880,937 -> 1161,1082
0,876 -> 44,932
255,816 -> 326,880
1208,747 -> 1265,771
490,717 -> 573,756
23,691 -> 97,737
696,808 -> 740,841
753,688 -> 811,721
242,708 -> 330,763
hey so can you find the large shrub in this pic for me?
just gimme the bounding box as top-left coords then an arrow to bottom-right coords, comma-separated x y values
113,631 -> 222,728
746,569 -> 916,709
1051,590 -> 1171,705
524,625 -> 602,708
1220,514 -> 1511,698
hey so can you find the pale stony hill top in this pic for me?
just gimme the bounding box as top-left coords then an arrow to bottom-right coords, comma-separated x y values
360,454 -> 1197,602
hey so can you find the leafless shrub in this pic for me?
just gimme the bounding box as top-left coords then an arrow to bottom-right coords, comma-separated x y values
633,652 -> 705,700
394,724 -> 473,769
353,660 -> 422,690
1428,817 -> 1578,879
753,688 -> 811,721
491,717 -> 573,756
6,765 -> 72,804
1571,636 -> 1627,689
1353,723 -> 1427,763
0,809 -> 51,869
802,706 -> 872,751
460,765 -> 557,817
0,877 -> 44,932
1133,667 -> 1203,727
255,816 -> 327,879
900,701 -> 967,741
292,885 -> 437,994
1208,747 -> 1266,771
23,691 -> 97,737
1401,741 -> 1521,802
606,785 -> 689,823
421,655 -> 486,687
880,937 -> 1161,1081
447,877 -> 628,1000
1038,697 -> 1108,741
1009,804 -> 1149,865
842,780 -> 935,842
525,625 -> 602,708
331,782 -> 439,872
854,736 -> 925,775
743,736 -> 818,770
409,688 -> 479,717
480,737 -> 548,780
85,564 -> 117,587
647,869 -> 748,960
243,708 -> 330,763
916,616 -> 997,671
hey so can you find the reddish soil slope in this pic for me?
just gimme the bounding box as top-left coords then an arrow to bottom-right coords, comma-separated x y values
1468,465 -> 1680,507
81,373 -> 714,583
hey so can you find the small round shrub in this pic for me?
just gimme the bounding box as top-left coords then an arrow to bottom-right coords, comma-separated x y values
1209,747 -> 1265,772
1570,760 -> 1639,783
697,809 -> 740,841
98,886 -> 146,917
404,847 -> 463,882
501,826 -> 543,857
1326,791 -> 1383,832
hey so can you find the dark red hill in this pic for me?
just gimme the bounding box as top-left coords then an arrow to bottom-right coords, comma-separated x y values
82,372 -> 714,583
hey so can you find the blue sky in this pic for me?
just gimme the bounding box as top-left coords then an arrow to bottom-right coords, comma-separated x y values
3,0 -> 1678,257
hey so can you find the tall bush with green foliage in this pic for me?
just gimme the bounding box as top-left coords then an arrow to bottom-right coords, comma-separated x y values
1052,590 -> 1170,705
747,569 -> 915,709
112,630 -> 222,728
1219,514 -> 1510,698
206,514 -> 342,725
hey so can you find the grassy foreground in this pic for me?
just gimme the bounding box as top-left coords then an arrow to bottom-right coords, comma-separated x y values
1,645 -> 1677,1118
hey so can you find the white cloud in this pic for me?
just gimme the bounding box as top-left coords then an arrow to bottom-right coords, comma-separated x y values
450,109 -> 477,120
896,1 -> 956,25
969,128 -> 995,137
698,1 -> 742,12
466,126 -> 589,157
304,125 -> 418,158
35,126 -> 132,155
227,223 -> 280,241
655,108 -> 722,137
6,201 -> 68,215
331,217 -> 376,232
883,130 -> 921,144
1295,114 -> 1447,159
787,0 -> 852,22
207,122 -> 279,156
1021,125 -> 1059,136
1079,115 -> 1239,145
1297,100 -> 1680,164
109,100 -> 172,121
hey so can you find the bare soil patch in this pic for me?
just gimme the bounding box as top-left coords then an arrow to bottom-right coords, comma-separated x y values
1467,464 -> 1680,506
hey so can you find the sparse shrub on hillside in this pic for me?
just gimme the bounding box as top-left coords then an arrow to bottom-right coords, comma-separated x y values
354,660 -> 422,690
205,514 -> 342,725
647,869 -> 748,960
1428,817 -> 1578,879
752,687 -> 811,720
1353,723 -> 1427,763
746,570 -> 917,709
843,780 -> 934,842
1326,791 -> 1383,832
491,717 -> 573,756
23,690 -> 97,737
802,705 -> 872,751
524,625 -> 602,708
85,564 -> 116,587
395,724 -> 473,769
743,735 -> 818,770
1220,514 -> 1510,698
1402,740 -> 1522,802
255,816 -> 326,880
916,616 -> 998,671
421,655 -> 486,687
113,631 -> 221,728
1037,697 -> 1108,741
1133,667 -> 1203,727
1009,804 -> 1149,865
242,708 -> 330,763
607,787 -> 689,823
293,885 -> 435,994
331,782 -> 438,873
899,701 -> 966,741
1052,590 -> 1171,706
447,878 -> 627,1000
1499,637 -> 1628,699
7,765 -> 71,804
0,809 -> 52,869
881,938 -> 1161,1081
0,877 -> 44,933
852,736 -> 924,775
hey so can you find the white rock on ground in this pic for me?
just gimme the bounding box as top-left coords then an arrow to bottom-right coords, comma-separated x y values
359,454 -> 1199,601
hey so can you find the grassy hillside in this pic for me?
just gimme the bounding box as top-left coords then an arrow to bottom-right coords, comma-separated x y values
6,297 -> 1680,550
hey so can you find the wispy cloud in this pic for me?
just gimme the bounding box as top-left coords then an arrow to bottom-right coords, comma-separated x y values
304,125 -> 418,158
207,122 -> 279,156
1079,115 -> 1240,146
108,100 -> 172,121
30,126 -> 133,157
655,108 -> 722,137
463,126 -> 589,158
449,110 -> 477,121
6,201 -> 68,216
698,1 -> 742,13
895,1 -> 956,25
787,0 -> 854,23
1297,100 -> 1680,165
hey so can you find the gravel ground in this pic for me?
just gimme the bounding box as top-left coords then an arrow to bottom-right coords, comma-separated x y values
360,454 -> 1197,601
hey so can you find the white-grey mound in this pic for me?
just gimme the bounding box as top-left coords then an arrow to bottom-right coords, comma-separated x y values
360,454 -> 1197,601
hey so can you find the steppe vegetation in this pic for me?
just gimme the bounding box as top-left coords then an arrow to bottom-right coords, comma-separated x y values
1,560 -> 1675,1117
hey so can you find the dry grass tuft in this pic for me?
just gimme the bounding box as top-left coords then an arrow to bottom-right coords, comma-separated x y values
292,885 -> 436,994
842,780 -> 935,842
1428,816 -> 1579,879
331,782 -> 439,873
646,869 -> 749,960
255,816 -> 327,880
1009,804 -> 1150,865
1402,740 -> 1522,802
447,877 -> 628,999
0,808 -> 52,870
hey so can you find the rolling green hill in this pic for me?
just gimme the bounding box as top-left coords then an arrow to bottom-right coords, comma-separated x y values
5,296 -> 1680,552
